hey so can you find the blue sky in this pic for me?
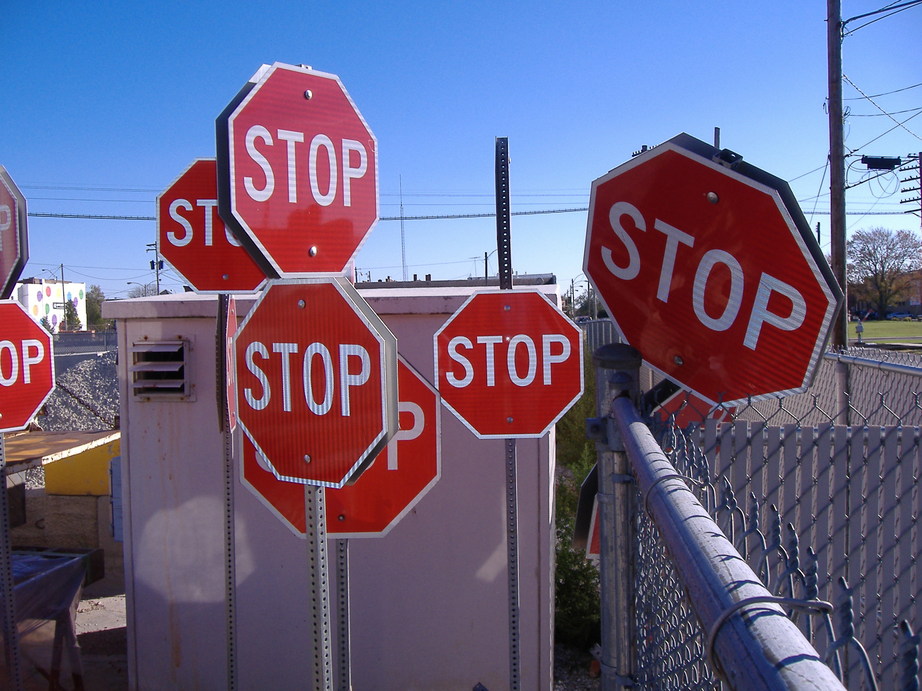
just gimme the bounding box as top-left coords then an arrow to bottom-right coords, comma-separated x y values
2,1 -> 920,299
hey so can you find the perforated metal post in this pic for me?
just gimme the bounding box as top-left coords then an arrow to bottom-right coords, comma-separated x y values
217,294 -> 238,690
306,485 -> 333,690
0,436 -> 22,690
593,344 -> 640,690
496,136 -> 521,690
495,137 -> 513,292
221,425 -> 237,690
335,539 -> 351,691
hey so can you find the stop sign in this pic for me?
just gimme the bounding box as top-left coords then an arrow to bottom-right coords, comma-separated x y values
327,356 -> 440,537
217,63 -> 378,276
240,356 -> 440,537
0,167 -> 28,300
0,301 -> 55,432
584,134 -> 842,404
434,289 -> 584,438
158,159 -> 266,293
234,278 -> 397,488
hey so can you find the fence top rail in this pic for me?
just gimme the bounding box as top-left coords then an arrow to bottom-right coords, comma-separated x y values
610,392 -> 846,690
825,350 -> 922,378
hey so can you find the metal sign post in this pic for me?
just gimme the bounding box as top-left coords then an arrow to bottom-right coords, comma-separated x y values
495,136 -> 521,691
334,540 -> 351,691
305,486 -> 333,689
217,295 -> 238,690
0,436 -> 23,690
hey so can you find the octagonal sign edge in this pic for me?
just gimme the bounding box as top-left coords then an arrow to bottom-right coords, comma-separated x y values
583,135 -> 841,405
0,301 -> 55,432
234,277 -> 397,488
157,159 -> 267,294
240,355 -> 441,538
218,62 -> 379,277
326,355 -> 441,538
0,167 -> 28,301
434,288 -> 584,438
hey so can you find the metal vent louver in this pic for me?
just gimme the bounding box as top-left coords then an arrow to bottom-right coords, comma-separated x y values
130,340 -> 193,400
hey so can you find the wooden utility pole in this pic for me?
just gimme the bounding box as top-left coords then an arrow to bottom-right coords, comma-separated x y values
827,0 -> 848,348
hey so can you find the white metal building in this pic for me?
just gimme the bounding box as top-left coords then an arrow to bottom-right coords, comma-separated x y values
14,277 -> 88,332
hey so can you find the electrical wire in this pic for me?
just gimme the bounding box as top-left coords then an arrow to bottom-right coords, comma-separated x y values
843,0 -> 922,35
844,81 -> 922,101
844,74 -> 922,141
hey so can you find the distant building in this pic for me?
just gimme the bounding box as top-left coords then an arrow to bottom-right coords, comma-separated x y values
13,278 -> 88,332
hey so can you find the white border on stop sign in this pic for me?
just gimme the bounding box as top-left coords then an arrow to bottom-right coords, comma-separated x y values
232,276 -> 398,488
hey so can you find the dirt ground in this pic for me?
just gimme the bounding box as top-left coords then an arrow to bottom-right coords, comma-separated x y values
74,575 -> 128,689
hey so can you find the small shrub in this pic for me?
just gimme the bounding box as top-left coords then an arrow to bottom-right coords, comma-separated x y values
554,351 -> 600,649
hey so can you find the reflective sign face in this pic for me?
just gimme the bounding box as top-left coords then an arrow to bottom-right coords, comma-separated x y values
584,135 -> 841,404
0,301 -> 54,432
158,159 -> 266,293
434,289 -> 584,438
218,63 -> 378,276
241,356 -> 440,538
0,167 -> 28,300
326,356 -> 440,537
234,278 -> 397,488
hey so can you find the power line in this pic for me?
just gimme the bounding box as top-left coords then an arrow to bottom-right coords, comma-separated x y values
29,212 -> 155,221
844,74 -> 922,141
843,0 -> 922,34
849,107 -> 922,118
844,80 -> 922,100
28,207 -> 590,223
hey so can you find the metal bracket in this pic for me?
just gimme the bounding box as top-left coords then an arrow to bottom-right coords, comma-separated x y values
585,417 -> 606,443
585,417 -> 624,452
712,148 -> 743,169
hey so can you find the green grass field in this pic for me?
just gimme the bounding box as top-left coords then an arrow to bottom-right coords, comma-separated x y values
850,319 -> 922,343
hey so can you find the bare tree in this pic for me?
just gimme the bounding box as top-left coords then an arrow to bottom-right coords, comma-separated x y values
847,227 -> 921,316
127,283 -> 157,298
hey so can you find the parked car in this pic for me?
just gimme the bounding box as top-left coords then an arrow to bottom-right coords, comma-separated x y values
887,312 -> 913,321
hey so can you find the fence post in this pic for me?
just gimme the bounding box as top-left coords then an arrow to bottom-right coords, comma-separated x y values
593,343 -> 641,690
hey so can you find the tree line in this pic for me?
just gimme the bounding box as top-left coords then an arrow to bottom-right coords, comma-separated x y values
847,226 -> 922,318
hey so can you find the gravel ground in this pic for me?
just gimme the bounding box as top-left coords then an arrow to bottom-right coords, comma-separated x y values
554,644 -> 601,690
41,350 -> 119,432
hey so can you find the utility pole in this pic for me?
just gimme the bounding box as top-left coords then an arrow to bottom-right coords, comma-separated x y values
59,263 -> 69,331
400,176 -> 408,282
827,0 -> 848,349
146,242 -> 162,294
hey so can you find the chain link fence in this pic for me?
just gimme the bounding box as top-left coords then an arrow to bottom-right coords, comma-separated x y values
604,346 -> 922,689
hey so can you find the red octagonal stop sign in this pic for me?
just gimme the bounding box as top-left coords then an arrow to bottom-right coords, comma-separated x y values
584,133 -> 842,404
217,63 -> 378,277
0,301 -> 55,432
158,159 -> 266,293
0,167 -> 28,300
234,278 -> 397,488
434,289 -> 584,438
240,356 -> 440,538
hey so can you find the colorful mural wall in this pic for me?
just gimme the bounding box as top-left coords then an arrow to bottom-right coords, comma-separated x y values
13,278 -> 88,332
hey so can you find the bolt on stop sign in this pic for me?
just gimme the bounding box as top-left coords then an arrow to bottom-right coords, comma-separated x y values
434,289 -> 584,438
217,63 -> 378,277
584,133 -> 842,404
234,278 -> 397,488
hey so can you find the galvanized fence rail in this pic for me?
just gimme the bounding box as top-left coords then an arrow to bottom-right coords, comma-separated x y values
591,343 -> 922,690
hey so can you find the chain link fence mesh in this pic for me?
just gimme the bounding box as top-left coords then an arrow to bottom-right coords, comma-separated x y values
621,347 -> 922,689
